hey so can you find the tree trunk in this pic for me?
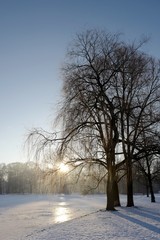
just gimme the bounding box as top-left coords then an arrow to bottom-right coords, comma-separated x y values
145,180 -> 149,197
106,178 -> 115,210
106,164 -> 116,211
126,160 -> 134,207
148,175 -> 155,202
113,179 -> 121,207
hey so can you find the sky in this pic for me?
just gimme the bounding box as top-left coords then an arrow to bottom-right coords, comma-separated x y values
0,0 -> 160,164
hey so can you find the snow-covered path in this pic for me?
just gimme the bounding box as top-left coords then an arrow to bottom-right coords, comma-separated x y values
0,194 -> 106,240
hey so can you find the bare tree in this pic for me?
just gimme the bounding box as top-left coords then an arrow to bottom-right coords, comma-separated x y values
57,30 -> 124,210
134,128 -> 160,202
113,45 -> 160,206
27,29 -> 160,211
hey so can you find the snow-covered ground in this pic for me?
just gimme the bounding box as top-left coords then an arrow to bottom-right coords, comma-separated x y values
0,194 -> 160,240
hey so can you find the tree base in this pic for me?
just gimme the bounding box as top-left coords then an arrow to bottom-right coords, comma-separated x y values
126,204 -> 134,207
106,207 -> 117,211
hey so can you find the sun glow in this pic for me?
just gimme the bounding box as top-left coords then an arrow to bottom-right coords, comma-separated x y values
59,163 -> 69,173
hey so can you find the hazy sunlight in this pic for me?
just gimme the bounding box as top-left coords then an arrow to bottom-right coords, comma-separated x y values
59,163 -> 69,173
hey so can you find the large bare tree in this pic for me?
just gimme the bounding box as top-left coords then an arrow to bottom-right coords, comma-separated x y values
28,29 -> 160,210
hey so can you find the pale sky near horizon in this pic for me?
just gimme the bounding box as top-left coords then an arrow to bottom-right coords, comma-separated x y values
0,0 -> 160,164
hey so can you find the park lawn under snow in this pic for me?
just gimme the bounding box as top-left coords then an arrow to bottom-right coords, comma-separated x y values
0,194 -> 160,240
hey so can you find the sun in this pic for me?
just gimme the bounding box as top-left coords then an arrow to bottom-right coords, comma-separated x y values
59,163 -> 69,173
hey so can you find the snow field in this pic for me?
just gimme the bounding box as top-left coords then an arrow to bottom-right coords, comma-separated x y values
26,196 -> 160,240
0,194 -> 160,240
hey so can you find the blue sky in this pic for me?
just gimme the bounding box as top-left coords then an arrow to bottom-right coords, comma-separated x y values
0,0 -> 160,164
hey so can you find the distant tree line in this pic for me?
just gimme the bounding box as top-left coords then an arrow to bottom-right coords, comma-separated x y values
0,162 -> 37,194
0,161 -> 160,196
0,162 -> 106,194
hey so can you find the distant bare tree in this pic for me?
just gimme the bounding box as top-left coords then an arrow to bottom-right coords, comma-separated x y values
0,163 -> 6,194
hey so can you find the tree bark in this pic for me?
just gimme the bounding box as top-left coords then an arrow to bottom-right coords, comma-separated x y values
113,178 -> 121,207
126,159 -> 134,207
106,176 -> 115,210
148,174 -> 155,202
106,160 -> 116,211
146,183 -> 149,197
